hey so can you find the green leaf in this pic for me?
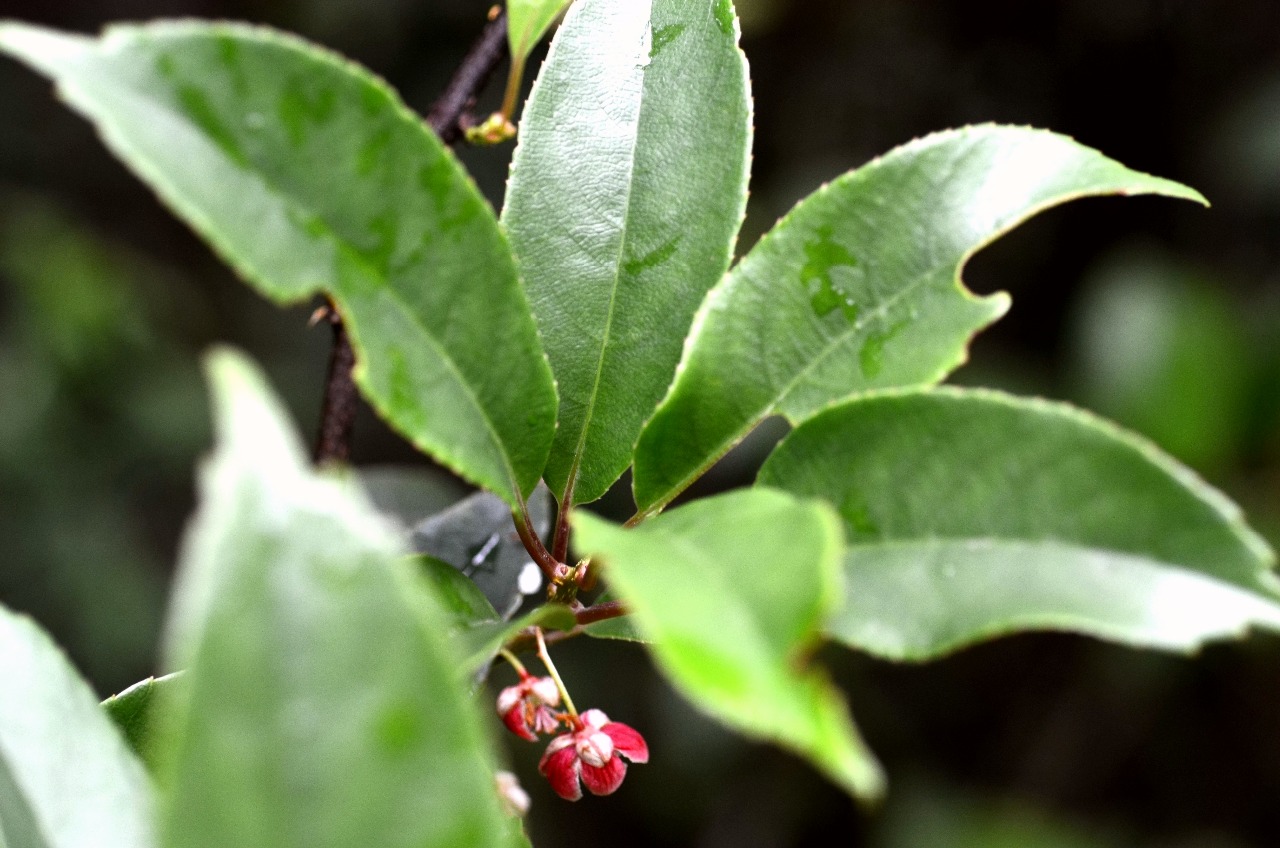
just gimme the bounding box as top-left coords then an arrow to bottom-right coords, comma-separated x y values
573,489 -> 885,799
633,125 -> 1207,515
415,555 -> 501,627
0,21 -> 556,507
1066,251 -> 1253,470
757,388 -> 1280,660
0,605 -> 155,848
506,0 -> 572,63
457,604 -> 577,679
160,348 -> 520,848
101,672 -> 186,772
503,0 -> 750,506
412,555 -> 575,678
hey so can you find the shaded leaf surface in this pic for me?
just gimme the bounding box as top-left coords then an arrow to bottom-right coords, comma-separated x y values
101,672 -> 186,773
0,605 -> 155,848
574,489 -> 885,799
582,591 -> 648,643
356,465 -> 470,534
506,0 -> 572,62
758,388 -> 1279,659
411,485 -> 551,619
503,0 -> 750,505
413,555 -> 575,679
0,21 -> 556,506
634,125 -> 1206,515
160,349 -> 518,848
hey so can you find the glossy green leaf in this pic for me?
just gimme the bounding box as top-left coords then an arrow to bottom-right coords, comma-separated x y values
0,21 -> 556,507
757,388 -> 1280,660
102,672 -> 186,772
633,125 -> 1207,515
0,605 -> 155,848
573,489 -> 885,799
507,0 -> 572,62
503,0 -> 750,506
160,348 -> 520,848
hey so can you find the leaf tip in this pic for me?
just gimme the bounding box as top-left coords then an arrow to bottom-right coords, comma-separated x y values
0,20 -> 89,68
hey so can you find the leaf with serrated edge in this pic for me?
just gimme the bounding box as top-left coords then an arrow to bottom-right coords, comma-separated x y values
633,125 -> 1207,515
758,388 -> 1280,660
0,21 -> 556,507
503,0 -> 750,506
574,489 -> 885,800
0,605 -> 156,848
160,348 -> 519,848
506,0 -> 572,62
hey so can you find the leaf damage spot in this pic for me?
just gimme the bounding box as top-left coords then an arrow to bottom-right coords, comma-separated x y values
649,23 -> 686,59
277,75 -> 337,148
623,234 -> 682,277
859,318 -> 907,379
800,225 -> 860,320
176,84 -> 248,166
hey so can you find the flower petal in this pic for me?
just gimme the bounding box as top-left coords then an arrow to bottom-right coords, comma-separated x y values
496,684 -> 524,716
531,677 -> 561,705
539,745 -> 583,801
576,730 -> 614,767
580,755 -> 627,796
580,708 -> 611,729
502,706 -> 538,742
602,722 -> 649,763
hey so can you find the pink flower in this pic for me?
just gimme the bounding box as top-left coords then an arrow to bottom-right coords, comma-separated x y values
496,674 -> 562,741
538,708 -> 649,801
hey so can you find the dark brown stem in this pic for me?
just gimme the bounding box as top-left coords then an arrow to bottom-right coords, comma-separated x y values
426,9 -> 511,145
313,305 -> 357,463
313,9 -> 511,463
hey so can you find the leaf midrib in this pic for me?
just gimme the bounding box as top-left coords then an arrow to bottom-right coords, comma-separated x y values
556,9 -> 650,507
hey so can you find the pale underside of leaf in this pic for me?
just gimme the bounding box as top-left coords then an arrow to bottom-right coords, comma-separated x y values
503,0 -> 751,506
758,387 -> 1278,657
632,124 -> 1208,516
0,21 -> 556,507
0,607 -> 156,848
835,539 -> 1280,660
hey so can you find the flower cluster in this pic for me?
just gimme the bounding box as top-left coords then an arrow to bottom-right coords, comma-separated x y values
496,669 -> 648,802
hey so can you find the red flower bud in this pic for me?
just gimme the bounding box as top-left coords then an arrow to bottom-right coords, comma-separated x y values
538,708 -> 649,801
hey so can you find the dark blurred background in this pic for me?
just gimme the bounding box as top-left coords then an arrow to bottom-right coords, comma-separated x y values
2,1 -> 1279,845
